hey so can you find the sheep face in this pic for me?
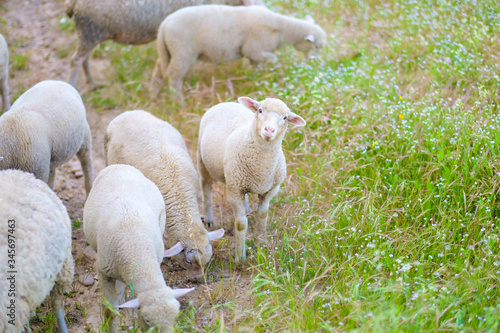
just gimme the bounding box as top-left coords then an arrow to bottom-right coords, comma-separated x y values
239,97 -> 306,142
137,289 -> 181,333
176,242 -> 212,282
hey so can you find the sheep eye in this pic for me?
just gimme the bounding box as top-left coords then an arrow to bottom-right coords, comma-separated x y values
258,108 -> 263,113
283,116 -> 288,120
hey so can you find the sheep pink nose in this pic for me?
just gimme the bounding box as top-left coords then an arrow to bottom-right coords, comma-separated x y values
264,127 -> 275,134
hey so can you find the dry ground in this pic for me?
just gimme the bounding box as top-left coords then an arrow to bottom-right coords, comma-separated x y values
1,0 -> 257,331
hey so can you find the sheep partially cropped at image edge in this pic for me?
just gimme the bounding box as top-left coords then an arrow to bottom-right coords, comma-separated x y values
0,33 -> 10,113
0,80 -> 94,196
150,4 -> 326,104
83,164 -> 194,333
198,96 -> 306,261
0,169 -> 74,333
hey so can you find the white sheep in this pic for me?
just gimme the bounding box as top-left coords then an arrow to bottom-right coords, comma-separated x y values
83,164 -> 193,333
0,80 -> 94,196
150,4 -> 326,104
197,97 -> 306,261
65,0 -> 261,89
0,33 -> 10,113
0,169 -> 74,333
104,110 -> 224,281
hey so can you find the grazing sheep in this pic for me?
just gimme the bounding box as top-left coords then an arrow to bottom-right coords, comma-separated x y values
0,169 -> 74,333
197,97 -> 306,261
0,80 -> 94,196
150,5 -> 326,104
83,164 -> 193,333
65,0 -> 261,89
0,33 -> 10,113
105,110 -> 224,281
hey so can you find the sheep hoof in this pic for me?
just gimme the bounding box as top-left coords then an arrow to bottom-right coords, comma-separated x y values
201,217 -> 213,228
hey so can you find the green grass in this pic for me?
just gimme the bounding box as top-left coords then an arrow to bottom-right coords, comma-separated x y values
62,0 -> 500,331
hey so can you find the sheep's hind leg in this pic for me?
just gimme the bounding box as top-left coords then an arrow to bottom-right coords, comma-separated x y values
68,42 -> 94,88
77,134 -> 95,197
51,255 -> 73,333
166,55 -> 194,106
228,188 -> 248,262
47,167 -> 56,189
198,153 -> 214,228
149,59 -> 163,98
0,75 -> 10,112
256,185 -> 280,242
83,55 -> 104,90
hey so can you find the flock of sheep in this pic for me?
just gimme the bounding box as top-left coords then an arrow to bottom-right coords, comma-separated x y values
0,0 -> 325,332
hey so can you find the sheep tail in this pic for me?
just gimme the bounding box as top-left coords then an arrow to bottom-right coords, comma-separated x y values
156,26 -> 171,78
65,0 -> 76,18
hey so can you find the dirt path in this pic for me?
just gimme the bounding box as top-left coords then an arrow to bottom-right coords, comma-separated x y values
1,0 -> 253,331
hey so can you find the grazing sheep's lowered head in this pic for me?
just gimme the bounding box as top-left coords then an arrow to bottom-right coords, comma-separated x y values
166,228 -> 225,281
293,15 -> 327,59
238,96 -> 307,142
119,287 -> 193,333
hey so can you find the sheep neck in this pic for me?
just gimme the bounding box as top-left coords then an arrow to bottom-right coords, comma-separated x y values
267,12 -> 317,46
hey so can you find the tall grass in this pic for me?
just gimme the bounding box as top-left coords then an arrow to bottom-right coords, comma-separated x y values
72,0 -> 500,331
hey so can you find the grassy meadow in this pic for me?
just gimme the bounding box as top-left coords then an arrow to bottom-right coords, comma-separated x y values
61,0 -> 500,331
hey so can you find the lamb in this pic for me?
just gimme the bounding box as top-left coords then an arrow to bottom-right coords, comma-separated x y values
65,0 -> 261,89
0,80 -> 94,196
0,169 -> 74,333
0,33 -> 10,113
104,110 -> 224,281
150,5 -> 326,104
197,97 -> 306,261
83,164 -> 194,333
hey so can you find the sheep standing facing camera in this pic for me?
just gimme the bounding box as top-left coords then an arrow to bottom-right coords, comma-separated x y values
0,169 -> 74,333
198,97 -> 307,261
150,4 -> 326,104
105,110 -> 224,281
0,33 -> 10,113
0,80 -> 94,196
83,164 -> 194,333
65,0 -> 262,89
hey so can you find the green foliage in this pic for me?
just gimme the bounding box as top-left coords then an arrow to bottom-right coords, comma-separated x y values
11,53 -> 29,70
71,0 -> 500,331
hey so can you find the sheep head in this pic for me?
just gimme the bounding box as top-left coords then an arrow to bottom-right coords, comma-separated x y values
118,287 -> 193,333
239,97 -> 306,142
164,228 -> 225,282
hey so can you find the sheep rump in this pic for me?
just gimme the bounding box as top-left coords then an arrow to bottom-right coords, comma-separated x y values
0,169 -> 74,333
0,80 -> 94,196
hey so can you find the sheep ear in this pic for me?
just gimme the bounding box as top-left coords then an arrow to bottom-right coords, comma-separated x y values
164,241 -> 184,257
172,287 -> 194,299
288,112 -> 306,127
304,15 -> 315,23
208,228 -> 225,240
238,97 -> 260,112
304,34 -> 315,43
118,298 -> 140,309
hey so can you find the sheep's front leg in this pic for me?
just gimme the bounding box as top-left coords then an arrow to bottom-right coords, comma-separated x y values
99,271 -> 120,333
68,43 -> 93,88
228,188 -> 248,262
256,185 -> 280,239
166,55 -> 194,106
149,59 -> 163,98
198,154 -> 214,228
0,76 -> 10,112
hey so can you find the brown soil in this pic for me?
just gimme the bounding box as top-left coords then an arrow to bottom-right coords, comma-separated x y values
1,1 -> 255,331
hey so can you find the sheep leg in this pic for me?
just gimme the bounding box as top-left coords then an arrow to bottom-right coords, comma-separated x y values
256,185 -> 280,241
99,271 -> 120,333
244,194 -> 251,214
51,255 -> 73,333
77,135 -> 94,197
149,59 -> 163,98
68,44 -> 93,88
0,75 -> 10,112
83,55 -> 102,90
47,167 -> 56,189
166,55 -> 194,106
228,188 -> 248,262
198,154 -> 214,227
